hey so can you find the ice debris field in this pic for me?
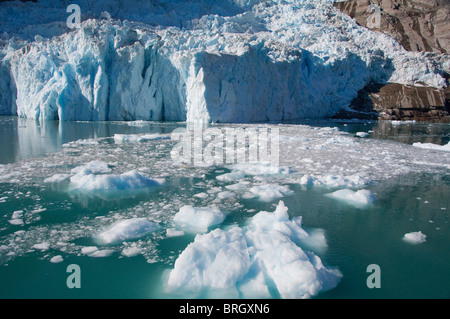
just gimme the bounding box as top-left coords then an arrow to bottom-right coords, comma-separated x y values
0,0 -> 449,123
0,122 -> 449,298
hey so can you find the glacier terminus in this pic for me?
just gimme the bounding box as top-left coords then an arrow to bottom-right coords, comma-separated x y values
0,0 -> 448,123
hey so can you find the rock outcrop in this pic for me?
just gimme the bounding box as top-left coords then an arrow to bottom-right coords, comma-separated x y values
335,82 -> 450,122
333,0 -> 450,54
334,0 -> 450,122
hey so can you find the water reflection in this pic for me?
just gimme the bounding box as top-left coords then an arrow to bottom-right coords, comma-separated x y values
0,117 -> 184,164
0,116 -> 448,165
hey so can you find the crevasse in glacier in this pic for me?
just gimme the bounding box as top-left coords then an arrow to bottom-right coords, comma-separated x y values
0,0 -> 447,122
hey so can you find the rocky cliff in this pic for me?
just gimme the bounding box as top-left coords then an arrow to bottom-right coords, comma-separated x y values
334,0 -> 450,54
334,0 -> 450,122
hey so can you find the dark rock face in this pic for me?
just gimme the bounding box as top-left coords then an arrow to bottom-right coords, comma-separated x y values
333,0 -> 450,54
334,0 -> 450,122
335,82 -> 450,122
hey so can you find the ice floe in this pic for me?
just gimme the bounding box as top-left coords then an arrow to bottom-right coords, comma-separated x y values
326,189 -> 376,208
81,246 -> 114,257
97,218 -> 161,245
403,231 -> 427,244
248,183 -> 294,202
173,205 -> 227,234
114,133 -> 170,144
412,142 -> 450,152
166,201 -> 341,299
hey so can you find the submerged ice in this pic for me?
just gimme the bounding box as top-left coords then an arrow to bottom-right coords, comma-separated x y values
0,0 -> 448,122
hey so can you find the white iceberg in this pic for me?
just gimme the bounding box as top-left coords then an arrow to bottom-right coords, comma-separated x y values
70,161 -> 112,175
113,133 -> 170,144
32,242 -> 50,251
70,169 -> 163,191
97,218 -> 161,245
81,246 -> 114,257
299,174 -> 372,188
412,142 -> 450,152
50,255 -> 64,263
166,201 -> 341,299
248,183 -> 294,202
121,243 -> 144,257
173,205 -> 227,233
356,132 -> 369,138
216,170 -> 246,182
44,173 -> 70,183
326,189 -> 376,207
403,231 -> 427,244
226,163 -> 292,176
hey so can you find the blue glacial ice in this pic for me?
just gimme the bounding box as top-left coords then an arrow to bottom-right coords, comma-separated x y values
0,0 -> 448,123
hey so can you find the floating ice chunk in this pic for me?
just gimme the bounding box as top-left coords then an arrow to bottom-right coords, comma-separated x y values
227,163 -> 292,176
81,246 -> 114,257
193,192 -> 208,199
11,210 -> 23,219
44,173 -> 70,183
248,183 -> 294,202
8,219 -> 24,226
166,228 -> 185,238
412,142 -> 450,152
356,132 -> 369,138
32,242 -> 50,251
167,201 -> 341,299
391,120 -> 417,125
97,218 -> 161,245
121,243 -> 143,257
217,191 -> 235,200
8,210 -> 24,225
81,246 -> 99,255
225,181 -> 250,192
299,175 -> 372,188
166,227 -> 250,296
50,255 -> 64,263
216,170 -> 245,182
70,161 -> 112,175
62,138 -> 99,147
173,205 -> 226,233
114,133 -> 170,143
403,231 -> 427,244
70,169 -> 163,191
326,189 -> 376,207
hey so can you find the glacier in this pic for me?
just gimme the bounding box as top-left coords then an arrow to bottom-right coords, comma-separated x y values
0,0 -> 448,123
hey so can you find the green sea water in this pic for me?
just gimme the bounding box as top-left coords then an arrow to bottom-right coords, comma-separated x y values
0,117 -> 449,299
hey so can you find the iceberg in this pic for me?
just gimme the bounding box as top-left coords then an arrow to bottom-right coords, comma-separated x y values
403,231 -> 427,244
97,218 -> 161,245
326,188 -> 376,207
412,142 -> 450,152
166,201 -> 342,298
81,246 -> 114,257
70,169 -> 162,191
113,133 -> 170,144
0,0 -> 447,123
173,205 -> 227,233
248,183 -> 294,202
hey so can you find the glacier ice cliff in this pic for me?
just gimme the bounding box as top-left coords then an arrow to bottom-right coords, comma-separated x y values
0,0 -> 448,123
